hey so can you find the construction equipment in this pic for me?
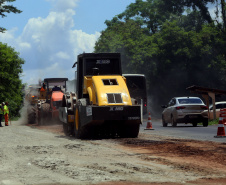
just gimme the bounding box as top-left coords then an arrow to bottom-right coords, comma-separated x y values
37,78 -> 68,125
25,84 -> 42,124
59,53 -> 142,139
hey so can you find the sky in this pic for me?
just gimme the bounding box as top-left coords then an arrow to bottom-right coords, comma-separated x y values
0,0 -> 135,84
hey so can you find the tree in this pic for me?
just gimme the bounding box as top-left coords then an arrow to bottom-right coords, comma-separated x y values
95,0 -> 226,115
95,19 -> 154,74
107,0 -> 225,33
0,42 -> 25,118
0,0 -> 22,33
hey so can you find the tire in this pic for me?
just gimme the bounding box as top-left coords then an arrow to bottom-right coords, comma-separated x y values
40,103 -> 50,125
171,115 -> 177,127
74,106 -> 89,139
162,116 -> 168,127
63,123 -> 73,136
203,119 -> 208,127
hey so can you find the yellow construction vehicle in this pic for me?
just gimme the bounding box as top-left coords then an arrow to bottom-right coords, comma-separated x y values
59,53 -> 142,139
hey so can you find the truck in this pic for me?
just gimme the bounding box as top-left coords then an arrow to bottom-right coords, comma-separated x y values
37,78 -> 68,125
59,53 -> 142,139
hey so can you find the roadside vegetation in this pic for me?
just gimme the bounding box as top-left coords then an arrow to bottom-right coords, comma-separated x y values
208,119 -> 219,125
0,0 -> 24,118
0,43 -> 25,118
95,0 -> 226,113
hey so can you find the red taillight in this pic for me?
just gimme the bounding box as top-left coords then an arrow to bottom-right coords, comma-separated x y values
144,102 -> 147,107
201,105 -> 208,110
176,106 -> 185,110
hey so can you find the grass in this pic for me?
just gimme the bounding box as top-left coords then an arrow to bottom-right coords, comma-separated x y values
198,118 -> 219,126
208,119 -> 219,126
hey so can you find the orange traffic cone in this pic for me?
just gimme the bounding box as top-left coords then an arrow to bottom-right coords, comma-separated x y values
220,108 -> 226,125
214,113 -> 226,138
144,112 -> 154,130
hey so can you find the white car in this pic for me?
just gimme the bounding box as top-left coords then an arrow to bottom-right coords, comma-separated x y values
202,101 -> 226,120
161,97 -> 208,127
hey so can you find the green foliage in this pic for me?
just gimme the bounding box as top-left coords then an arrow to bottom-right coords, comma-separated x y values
208,119 -> 219,125
0,42 -> 25,118
95,0 -> 226,114
0,0 -> 22,32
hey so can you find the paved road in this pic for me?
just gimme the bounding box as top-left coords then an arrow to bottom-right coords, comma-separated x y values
140,118 -> 226,142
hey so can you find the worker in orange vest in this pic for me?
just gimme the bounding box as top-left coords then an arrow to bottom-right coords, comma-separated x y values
40,82 -> 46,92
4,102 -> 9,126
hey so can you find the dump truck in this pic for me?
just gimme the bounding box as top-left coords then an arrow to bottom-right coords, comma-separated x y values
59,53 -> 142,139
37,78 -> 68,125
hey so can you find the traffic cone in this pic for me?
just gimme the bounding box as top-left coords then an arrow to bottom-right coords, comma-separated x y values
214,113 -> 226,138
221,108 -> 226,125
144,112 -> 154,130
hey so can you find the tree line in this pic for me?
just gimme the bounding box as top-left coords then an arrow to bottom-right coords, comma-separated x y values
0,0 -> 23,118
94,0 -> 226,114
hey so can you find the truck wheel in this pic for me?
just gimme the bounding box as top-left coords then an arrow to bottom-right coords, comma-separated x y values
40,103 -> 50,125
63,123 -> 72,136
74,107 -> 89,139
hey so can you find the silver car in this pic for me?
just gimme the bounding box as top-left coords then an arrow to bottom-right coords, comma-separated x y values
201,101 -> 226,120
161,97 -> 208,127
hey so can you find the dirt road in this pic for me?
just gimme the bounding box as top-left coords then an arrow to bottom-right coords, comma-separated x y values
0,121 -> 226,185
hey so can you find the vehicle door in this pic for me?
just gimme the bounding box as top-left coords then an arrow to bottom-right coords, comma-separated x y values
164,98 -> 176,122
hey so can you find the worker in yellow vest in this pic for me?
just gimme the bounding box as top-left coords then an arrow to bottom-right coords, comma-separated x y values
0,103 -> 3,127
4,102 -> 9,126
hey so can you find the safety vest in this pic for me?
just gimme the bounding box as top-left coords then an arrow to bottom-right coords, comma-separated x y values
0,106 -> 3,114
4,105 -> 9,115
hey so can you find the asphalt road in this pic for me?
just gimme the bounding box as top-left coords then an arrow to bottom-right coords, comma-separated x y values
140,118 -> 226,143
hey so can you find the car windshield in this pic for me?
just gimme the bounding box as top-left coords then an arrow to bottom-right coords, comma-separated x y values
178,98 -> 202,104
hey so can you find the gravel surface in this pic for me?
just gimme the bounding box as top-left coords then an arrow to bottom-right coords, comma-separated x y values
0,120 -> 226,185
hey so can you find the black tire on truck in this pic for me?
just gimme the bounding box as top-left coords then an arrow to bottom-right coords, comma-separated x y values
74,106 -> 89,139
40,103 -> 50,125
63,122 -> 73,136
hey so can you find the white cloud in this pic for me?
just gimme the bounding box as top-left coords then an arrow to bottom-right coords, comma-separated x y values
0,0 -> 100,85
46,0 -> 79,12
